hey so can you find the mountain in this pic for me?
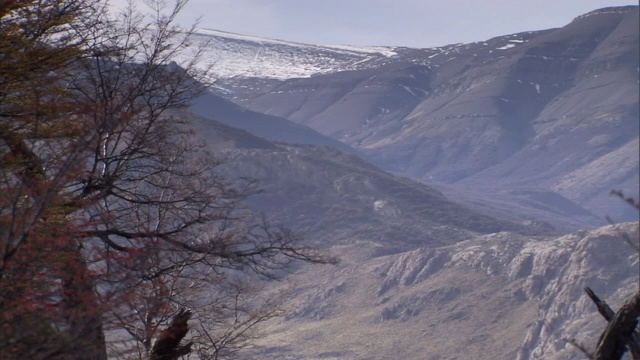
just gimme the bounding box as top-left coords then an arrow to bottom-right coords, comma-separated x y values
191,6 -> 639,225
175,7 -> 640,359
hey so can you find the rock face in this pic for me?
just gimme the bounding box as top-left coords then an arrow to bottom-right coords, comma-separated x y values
195,6 -> 639,223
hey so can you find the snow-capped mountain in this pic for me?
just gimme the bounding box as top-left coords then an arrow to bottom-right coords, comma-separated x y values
190,6 -> 639,225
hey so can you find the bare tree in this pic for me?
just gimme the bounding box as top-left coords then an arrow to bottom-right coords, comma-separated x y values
0,1 -> 332,359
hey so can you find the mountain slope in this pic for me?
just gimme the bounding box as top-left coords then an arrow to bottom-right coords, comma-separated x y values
189,90 -> 358,155
185,111 -> 544,251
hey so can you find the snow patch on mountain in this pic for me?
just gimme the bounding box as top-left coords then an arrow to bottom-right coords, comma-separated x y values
189,28 -> 398,80
497,43 -> 517,50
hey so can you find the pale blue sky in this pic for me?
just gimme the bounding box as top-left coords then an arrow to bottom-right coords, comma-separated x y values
114,0 -> 638,47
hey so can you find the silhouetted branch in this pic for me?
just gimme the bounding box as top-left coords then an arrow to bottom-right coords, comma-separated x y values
586,287 -> 616,322
150,308 -> 193,360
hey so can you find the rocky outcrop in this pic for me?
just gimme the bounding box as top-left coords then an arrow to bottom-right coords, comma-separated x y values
251,223 -> 638,360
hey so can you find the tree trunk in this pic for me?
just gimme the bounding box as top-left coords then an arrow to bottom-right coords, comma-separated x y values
594,290 -> 640,360
61,249 -> 107,360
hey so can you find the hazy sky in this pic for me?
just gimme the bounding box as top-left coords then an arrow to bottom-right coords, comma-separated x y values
118,0 -> 637,47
